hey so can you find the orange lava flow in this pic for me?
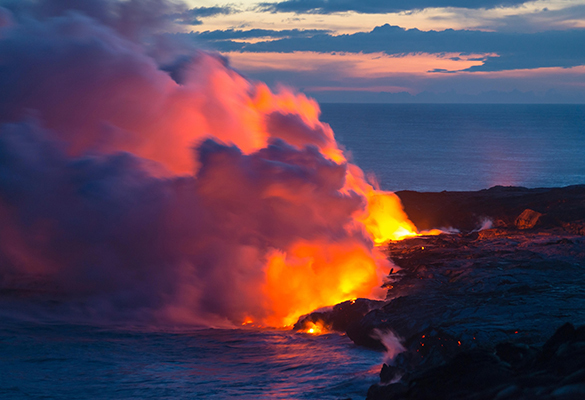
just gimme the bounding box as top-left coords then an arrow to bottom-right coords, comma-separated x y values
259,187 -> 438,328
300,320 -> 330,335
360,190 -> 420,243
360,191 -> 444,243
263,240 -> 389,327
344,165 -> 442,244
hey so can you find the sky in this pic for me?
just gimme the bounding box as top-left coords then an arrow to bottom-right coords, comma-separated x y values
174,0 -> 585,102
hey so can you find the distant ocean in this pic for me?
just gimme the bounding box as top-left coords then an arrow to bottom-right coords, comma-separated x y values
320,104 -> 585,192
2,104 -> 585,400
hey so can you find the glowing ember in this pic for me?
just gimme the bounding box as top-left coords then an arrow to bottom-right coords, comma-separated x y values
301,321 -> 330,335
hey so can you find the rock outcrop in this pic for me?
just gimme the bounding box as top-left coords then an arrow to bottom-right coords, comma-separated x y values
325,185 -> 585,399
396,184 -> 585,232
367,323 -> 585,400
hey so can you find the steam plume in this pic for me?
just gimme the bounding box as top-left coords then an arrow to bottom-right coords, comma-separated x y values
0,1 -> 416,327
371,329 -> 406,364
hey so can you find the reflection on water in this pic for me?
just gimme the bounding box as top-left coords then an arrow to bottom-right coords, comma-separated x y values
321,104 -> 585,192
0,320 -> 382,399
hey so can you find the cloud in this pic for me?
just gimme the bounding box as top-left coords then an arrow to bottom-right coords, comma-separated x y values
0,0 -> 187,40
206,24 -> 585,72
173,5 -> 238,25
475,4 -> 585,32
258,0 -> 530,14
173,28 -> 333,52
186,28 -> 332,40
220,49 -> 585,103
223,51 -> 489,76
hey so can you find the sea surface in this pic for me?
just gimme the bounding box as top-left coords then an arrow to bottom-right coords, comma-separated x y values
320,103 -> 585,192
0,319 -> 381,399
2,104 -> 585,399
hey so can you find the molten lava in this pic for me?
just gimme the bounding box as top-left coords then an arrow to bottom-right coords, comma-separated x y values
264,241 -> 389,327
360,190 -> 420,243
301,320 -> 330,335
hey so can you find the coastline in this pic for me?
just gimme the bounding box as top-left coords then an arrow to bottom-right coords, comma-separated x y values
298,184 -> 585,399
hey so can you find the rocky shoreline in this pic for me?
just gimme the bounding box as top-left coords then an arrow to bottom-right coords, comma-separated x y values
295,185 -> 585,399
367,321 -> 585,400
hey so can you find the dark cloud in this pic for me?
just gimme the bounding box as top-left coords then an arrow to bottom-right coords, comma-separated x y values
165,28 -> 333,54
187,28 -> 332,40
0,0 -> 187,40
173,6 -> 237,25
209,24 -> 585,72
258,0 -> 529,14
473,4 -> 585,33
172,28 -> 332,51
187,5 -> 235,18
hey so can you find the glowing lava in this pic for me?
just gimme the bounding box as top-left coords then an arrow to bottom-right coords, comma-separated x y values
301,320 -> 330,335
264,240 -> 389,327
360,190 -> 420,243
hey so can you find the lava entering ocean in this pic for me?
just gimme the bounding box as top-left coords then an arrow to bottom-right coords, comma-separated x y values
0,0 -> 429,328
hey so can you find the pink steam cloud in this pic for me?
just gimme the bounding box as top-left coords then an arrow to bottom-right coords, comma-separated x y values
0,1 -> 393,327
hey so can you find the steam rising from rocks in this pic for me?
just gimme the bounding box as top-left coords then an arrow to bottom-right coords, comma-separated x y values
371,329 -> 406,365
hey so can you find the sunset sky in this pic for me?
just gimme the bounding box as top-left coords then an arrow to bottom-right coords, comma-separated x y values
175,0 -> 585,102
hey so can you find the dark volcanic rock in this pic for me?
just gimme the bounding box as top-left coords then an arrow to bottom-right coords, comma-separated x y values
346,308 -> 393,350
495,341 -> 537,369
407,349 -> 513,399
395,327 -> 463,372
396,185 -> 585,232
380,363 -> 403,384
293,298 -> 384,332
563,219 -> 585,236
367,382 -> 408,400
367,323 -> 585,400
357,230 -> 585,348
359,185 -> 585,400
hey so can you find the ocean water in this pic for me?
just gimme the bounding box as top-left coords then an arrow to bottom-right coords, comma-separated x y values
320,103 -> 585,192
2,104 -> 584,399
0,319 -> 381,399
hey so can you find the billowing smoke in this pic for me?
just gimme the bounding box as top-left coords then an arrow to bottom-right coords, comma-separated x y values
0,1 -> 416,327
